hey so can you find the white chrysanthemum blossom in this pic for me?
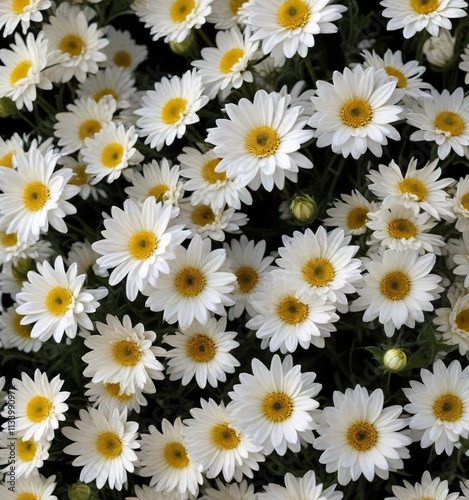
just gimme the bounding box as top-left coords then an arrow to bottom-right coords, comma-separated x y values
228,354 -> 321,455
0,228 -> 54,265
137,417 -> 204,497
460,44 -> 469,84
128,484 -> 195,500
366,204 -> 445,254
273,226 -> 362,313
308,65 -> 402,159
223,235 -> 274,320
207,0 -> 250,28
0,304 -> 44,352
361,49 -> 432,100
84,380 -> 151,414
453,175 -> 469,232
42,2 -> 108,83
164,315 -> 240,388
0,133 -> 24,168
386,470 -> 461,500
15,256 -> 108,343
0,32 -> 54,112
1,369 -> 69,442
178,147 -> 252,210
132,0 -> 213,43
423,28 -> 456,67
143,235 -> 236,328
367,157 -> 455,221
183,398 -> 264,481
82,314 -> 166,394
199,479 -> 256,500
136,69 -> 209,151
61,154 -> 107,202
258,470 -> 343,500
124,158 -> 184,207
243,0 -> 346,64
247,274 -> 339,352
206,89 -> 314,192
434,291 -> 469,356
192,26 -> 258,100
66,239 -> 108,278
62,407 -> 139,490
0,474 -> 57,500
404,359 -> 469,455
449,230 -> 469,286
0,0 -> 51,36
92,197 -> 188,301
54,96 -> 116,155
101,26 -> 148,71
351,249 -> 443,337
323,190 -> 378,236
0,145 -> 79,241
278,80 -> 316,120
380,0 -> 468,38
407,87 -> 469,160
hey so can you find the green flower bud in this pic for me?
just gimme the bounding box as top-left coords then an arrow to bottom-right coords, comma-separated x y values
0,97 -> 17,118
169,31 -> 196,55
68,483 -> 92,500
11,258 -> 34,284
289,194 -> 318,224
383,348 -> 407,373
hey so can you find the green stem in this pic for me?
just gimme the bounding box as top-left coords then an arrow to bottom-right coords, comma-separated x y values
197,27 -> 214,47
304,56 -> 317,84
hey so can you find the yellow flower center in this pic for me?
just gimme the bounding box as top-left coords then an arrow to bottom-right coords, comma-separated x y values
96,431 -> 123,459
104,383 -> 134,401
384,66 -> 408,88
112,340 -> 142,366
455,309 -> 469,332
161,97 -> 188,124
113,50 -> 132,68
388,218 -> 417,239
0,151 -> 14,168
59,35 -> 84,57
399,177 -> 427,201
245,126 -> 280,157
12,0 -> 32,14
303,258 -> 335,287
17,438 -> 37,462
69,164 -> 89,186
17,494 -> 37,500
229,0 -> 246,15
101,143 -> 124,169
235,266 -> 258,293
1,231 -> 18,247
211,423 -> 240,449
347,206 -> 369,230
148,184 -> 169,202
347,421 -> 378,451
262,392 -> 293,422
23,181 -> 49,212
220,48 -> 245,74
191,204 -> 216,226
45,287 -> 73,316
341,98 -> 372,128
277,0 -> 310,30
433,394 -> 463,422
203,158 -> 227,184
410,0 -> 439,14
380,271 -> 410,300
10,60 -> 32,85
78,119 -> 102,142
460,193 -> 469,211
186,334 -> 217,362
25,395 -> 53,423
434,111 -> 465,136
277,295 -> 309,325
94,88 -> 119,102
128,230 -> 157,260
13,312 -> 32,339
170,0 -> 195,22
164,442 -> 190,468
175,267 -> 206,297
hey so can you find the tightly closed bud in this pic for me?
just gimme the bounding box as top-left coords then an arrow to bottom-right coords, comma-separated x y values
0,97 -> 17,118
383,348 -> 407,373
289,194 -> 318,224
68,483 -> 93,500
169,31 -> 196,55
12,258 -> 34,284
423,29 -> 456,68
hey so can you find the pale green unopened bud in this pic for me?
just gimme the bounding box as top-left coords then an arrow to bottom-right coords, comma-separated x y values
383,348 -> 407,373
169,31 -> 196,55
11,258 -> 33,284
0,97 -> 18,118
289,194 -> 318,224
68,483 -> 93,500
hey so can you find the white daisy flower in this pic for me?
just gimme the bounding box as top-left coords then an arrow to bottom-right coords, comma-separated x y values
308,65 -> 402,159
258,470 -> 343,500
101,26 -> 148,71
227,354 -> 321,455
92,196 -> 188,301
0,228 -> 53,266
124,158 -> 184,206
129,484 -> 195,500
0,32 -> 53,112
66,239 -> 108,278
380,0 -> 468,38
452,230 -> 469,286
15,255 -> 108,343
273,226 -> 362,313
366,157 -> 455,221
62,407 -> 139,490
351,249 -> 443,337
459,43 -> 469,84
137,417 -> 204,497
461,480 -> 469,499
53,96 -> 116,155
453,175 -> 469,232
84,380 -> 150,414
314,385 -> 411,485
183,398 -> 264,481
244,0 -> 346,64
143,235 -> 236,328
82,314 -> 166,394
132,0 -> 213,43
247,273 -> 339,352
0,144 -> 79,242
423,28 -> 456,67
207,0 -> 250,29
0,304 -> 44,352
164,316 -> 240,388
192,26 -> 258,100
200,479 -> 256,500
0,474 -> 57,500
1,369 -> 69,442
407,87 -> 469,160
403,359 -> 469,455
0,133 -> 24,168
206,89 -> 314,191
0,261 -> 26,301
59,154 -> 103,201
136,69 -> 209,151
386,470 -> 461,500
223,234 -> 274,320
42,2 -> 108,83
0,0 -> 51,36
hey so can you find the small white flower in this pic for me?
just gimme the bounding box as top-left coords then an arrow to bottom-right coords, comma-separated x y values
386,470 -> 461,500
423,28 -> 456,67
0,0 -> 51,36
